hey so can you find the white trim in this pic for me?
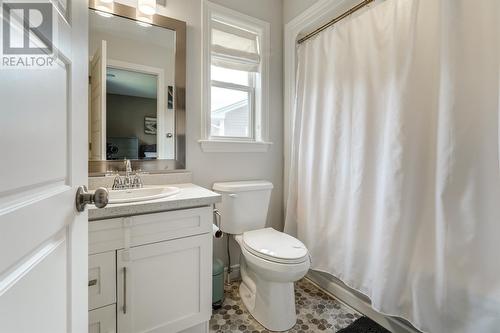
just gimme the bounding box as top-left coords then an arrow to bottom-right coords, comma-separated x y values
100,41 -> 107,160
198,139 -> 272,153
0,231 -> 66,297
206,2 -> 269,36
211,80 -> 252,92
202,1 -> 270,151
283,0 -> 362,204
307,271 -> 422,333
106,59 -> 169,159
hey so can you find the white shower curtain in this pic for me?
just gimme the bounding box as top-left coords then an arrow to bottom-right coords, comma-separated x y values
285,0 -> 500,332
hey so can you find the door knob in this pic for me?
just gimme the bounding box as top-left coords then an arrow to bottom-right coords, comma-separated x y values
75,186 -> 108,212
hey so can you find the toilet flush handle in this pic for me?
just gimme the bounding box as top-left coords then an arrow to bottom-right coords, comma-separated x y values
228,193 -> 238,198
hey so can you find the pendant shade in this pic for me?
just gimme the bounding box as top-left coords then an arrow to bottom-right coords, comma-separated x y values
94,0 -> 113,15
138,0 -> 156,15
136,11 -> 153,27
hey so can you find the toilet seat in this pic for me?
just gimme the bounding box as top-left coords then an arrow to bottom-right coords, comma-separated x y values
242,228 -> 308,264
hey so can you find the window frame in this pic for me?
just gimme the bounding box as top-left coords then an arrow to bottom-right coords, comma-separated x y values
201,1 -> 272,153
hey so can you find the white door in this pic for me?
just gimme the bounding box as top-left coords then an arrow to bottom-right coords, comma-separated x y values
0,0 -> 90,332
90,40 -> 107,161
117,235 -> 212,333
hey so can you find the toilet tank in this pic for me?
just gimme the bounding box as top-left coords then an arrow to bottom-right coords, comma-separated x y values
213,180 -> 273,235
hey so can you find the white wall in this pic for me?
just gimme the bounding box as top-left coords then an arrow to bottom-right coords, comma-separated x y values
113,0 -> 284,265
283,0 -> 320,23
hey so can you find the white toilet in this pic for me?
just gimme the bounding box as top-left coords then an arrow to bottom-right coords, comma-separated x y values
213,180 -> 310,332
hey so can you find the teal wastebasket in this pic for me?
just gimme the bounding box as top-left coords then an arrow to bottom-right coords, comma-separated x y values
212,258 -> 224,309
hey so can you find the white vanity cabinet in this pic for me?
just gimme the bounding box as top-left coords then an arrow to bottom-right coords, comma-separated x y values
89,304 -> 116,333
88,206 -> 213,333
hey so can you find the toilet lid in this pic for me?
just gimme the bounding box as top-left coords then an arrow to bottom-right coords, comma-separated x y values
242,228 -> 308,264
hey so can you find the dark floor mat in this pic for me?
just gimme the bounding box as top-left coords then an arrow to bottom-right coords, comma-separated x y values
337,316 -> 392,333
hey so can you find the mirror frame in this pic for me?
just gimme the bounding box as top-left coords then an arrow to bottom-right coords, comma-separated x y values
88,0 -> 186,175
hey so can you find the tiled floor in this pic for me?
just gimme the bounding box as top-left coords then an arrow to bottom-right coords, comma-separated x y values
210,278 -> 362,333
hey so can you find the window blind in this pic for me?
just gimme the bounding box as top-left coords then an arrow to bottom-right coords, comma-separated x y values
211,20 -> 260,72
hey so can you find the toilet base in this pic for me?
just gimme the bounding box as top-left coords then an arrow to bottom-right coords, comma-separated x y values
239,256 -> 297,332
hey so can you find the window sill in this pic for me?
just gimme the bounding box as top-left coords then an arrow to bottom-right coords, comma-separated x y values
198,139 -> 272,153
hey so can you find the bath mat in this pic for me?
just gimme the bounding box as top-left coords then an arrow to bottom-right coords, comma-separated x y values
337,316 -> 391,333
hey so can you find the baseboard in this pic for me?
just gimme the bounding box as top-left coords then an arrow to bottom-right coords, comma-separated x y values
306,270 -> 422,333
178,321 -> 208,333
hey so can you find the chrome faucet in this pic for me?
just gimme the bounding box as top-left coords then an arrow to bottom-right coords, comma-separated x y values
124,159 -> 132,177
111,159 -> 144,190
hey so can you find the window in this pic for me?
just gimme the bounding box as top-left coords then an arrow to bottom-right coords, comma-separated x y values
201,2 -> 271,152
211,66 -> 254,138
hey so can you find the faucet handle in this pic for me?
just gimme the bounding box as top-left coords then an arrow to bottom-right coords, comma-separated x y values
132,172 -> 144,188
112,174 -> 122,190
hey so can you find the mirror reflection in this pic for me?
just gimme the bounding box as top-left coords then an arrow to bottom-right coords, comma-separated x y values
89,10 -> 176,161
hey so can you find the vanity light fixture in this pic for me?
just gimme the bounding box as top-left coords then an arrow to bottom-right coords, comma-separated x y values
94,0 -> 114,17
138,0 -> 156,15
136,11 -> 153,27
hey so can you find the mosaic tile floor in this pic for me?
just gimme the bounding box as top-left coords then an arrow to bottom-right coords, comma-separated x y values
210,278 -> 362,333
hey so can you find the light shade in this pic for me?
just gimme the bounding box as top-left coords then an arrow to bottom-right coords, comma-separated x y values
94,0 -> 114,15
138,0 -> 156,15
136,11 -> 153,27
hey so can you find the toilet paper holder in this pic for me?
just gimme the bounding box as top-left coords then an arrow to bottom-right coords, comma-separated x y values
213,209 -> 223,238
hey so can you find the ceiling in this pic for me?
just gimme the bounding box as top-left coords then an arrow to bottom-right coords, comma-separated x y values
106,68 -> 157,99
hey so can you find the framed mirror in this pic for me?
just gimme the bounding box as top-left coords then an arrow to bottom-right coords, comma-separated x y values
88,0 -> 186,175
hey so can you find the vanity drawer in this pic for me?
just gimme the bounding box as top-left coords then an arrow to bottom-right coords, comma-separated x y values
129,207 -> 213,246
89,304 -> 116,333
89,207 -> 213,254
89,251 -> 116,311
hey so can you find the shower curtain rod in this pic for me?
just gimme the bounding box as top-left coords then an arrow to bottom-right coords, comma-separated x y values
297,0 -> 375,44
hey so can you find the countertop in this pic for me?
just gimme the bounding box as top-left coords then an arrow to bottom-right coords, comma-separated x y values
88,183 -> 221,221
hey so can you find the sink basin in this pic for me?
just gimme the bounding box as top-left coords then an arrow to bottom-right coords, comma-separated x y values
108,186 -> 180,204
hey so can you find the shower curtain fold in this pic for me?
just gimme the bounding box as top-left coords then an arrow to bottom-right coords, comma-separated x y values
284,0 -> 500,332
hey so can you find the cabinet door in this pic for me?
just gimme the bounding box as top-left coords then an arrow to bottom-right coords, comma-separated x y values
117,234 -> 212,333
89,304 -> 116,333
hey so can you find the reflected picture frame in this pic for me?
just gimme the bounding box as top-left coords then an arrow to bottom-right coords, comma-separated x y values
167,86 -> 174,109
144,117 -> 157,135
